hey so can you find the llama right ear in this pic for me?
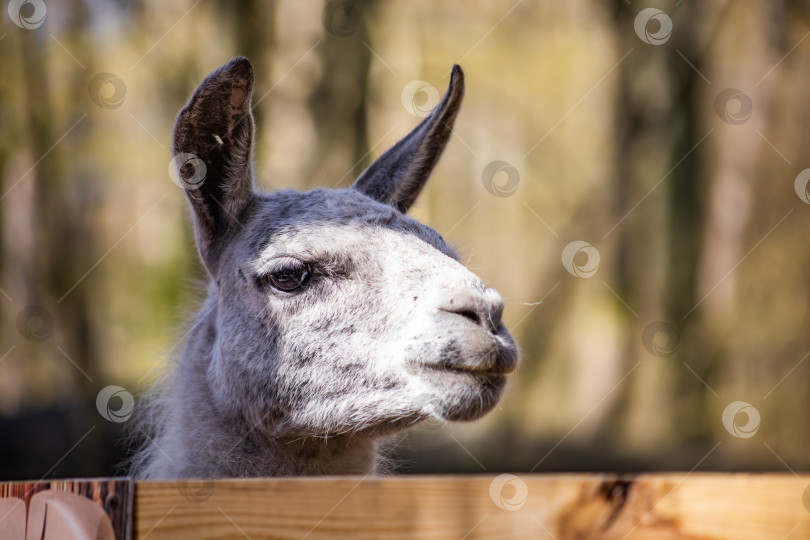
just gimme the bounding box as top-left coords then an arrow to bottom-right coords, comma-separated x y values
352,66 -> 464,213
172,57 -> 255,270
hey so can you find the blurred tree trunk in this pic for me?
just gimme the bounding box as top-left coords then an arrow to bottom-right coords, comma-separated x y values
306,0 -> 377,187
0,23 -> 30,416
229,0 -> 276,131
693,1 -> 783,464
605,0 -> 701,454
5,0 -> 104,475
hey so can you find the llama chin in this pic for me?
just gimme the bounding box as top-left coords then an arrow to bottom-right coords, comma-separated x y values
129,57 -> 519,479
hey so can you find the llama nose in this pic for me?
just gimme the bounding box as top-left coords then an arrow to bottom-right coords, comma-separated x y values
441,287 -> 505,334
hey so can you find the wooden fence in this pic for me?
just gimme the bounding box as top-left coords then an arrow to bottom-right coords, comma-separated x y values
3,474 -> 810,539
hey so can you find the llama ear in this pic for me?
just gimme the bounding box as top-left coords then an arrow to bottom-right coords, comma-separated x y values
172,57 -> 255,269
352,65 -> 464,213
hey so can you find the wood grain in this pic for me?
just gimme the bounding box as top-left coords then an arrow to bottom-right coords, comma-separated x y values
0,477 -> 133,540
134,474 -> 810,540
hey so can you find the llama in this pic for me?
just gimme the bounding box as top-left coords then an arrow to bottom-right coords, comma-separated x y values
131,57 -> 518,478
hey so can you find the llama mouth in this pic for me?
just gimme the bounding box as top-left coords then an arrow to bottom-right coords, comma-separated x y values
440,363 -> 513,376
421,363 -> 510,386
438,337 -> 519,376
424,351 -> 516,377
439,365 -> 510,378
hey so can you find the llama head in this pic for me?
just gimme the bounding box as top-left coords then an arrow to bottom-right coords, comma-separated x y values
172,57 -> 518,440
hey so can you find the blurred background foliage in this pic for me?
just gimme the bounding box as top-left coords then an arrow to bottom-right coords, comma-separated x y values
2,0 -> 810,479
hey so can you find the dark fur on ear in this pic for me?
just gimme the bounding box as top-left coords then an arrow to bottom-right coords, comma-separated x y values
173,57 -> 255,270
352,66 -> 465,213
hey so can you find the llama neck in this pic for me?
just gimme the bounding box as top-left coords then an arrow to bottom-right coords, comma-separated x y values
171,394 -> 379,477
233,431 -> 379,477
148,300 -> 379,478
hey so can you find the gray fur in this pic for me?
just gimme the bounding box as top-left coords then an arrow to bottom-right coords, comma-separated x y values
130,58 -> 518,478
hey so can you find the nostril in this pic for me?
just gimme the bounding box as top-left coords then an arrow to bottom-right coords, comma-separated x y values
439,289 -> 504,333
457,310 -> 480,325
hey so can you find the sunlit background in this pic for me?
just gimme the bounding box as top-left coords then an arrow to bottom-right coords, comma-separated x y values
2,0 -> 810,480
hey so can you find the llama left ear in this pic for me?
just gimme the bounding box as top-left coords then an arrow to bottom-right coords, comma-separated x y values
352,65 -> 464,213
173,57 -> 255,272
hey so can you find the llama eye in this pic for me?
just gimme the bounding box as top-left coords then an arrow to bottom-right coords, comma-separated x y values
266,259 -> 311,292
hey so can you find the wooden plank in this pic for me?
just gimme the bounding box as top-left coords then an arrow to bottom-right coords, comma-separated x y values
0,477 -> 133,540
135,474 -> 810,539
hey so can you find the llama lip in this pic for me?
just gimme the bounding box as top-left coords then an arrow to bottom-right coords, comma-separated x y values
426,342 -> 518,376
437,364 -> 512,376
421,363 -> 510,381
